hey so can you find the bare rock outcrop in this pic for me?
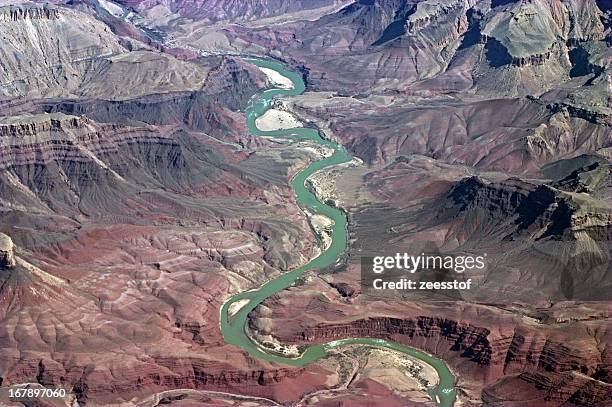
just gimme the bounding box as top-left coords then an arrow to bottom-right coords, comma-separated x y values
0,4 -> 60,21
0,233 -> 15,269
249,279 -> 611,407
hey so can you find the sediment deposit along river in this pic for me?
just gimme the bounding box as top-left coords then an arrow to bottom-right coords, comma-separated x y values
220,58 -> 457,407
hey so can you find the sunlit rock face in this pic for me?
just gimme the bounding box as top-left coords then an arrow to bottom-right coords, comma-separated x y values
0,233 -> 15,269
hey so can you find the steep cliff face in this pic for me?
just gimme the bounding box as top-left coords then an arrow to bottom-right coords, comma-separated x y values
406,0 -> 473,34
7,353 -> 328,405
0,43 -> 274,217
255,149 -> 611,404
480,0 -> 607,63
211,0 -> 611,96
294,316 -> 494,366
0,113 -> 217,215
249,276 -> 611,406
0,4 -> 60,21
0,118 -> 323,403
256,1 -> 611,176
0,3 -> 218,101
0,56 -> 264,141
226,0 -> 473,92
278,315 -> 607,382
0,4 -> 126,99
400,168 -> 612,303
442,176 -> 612,243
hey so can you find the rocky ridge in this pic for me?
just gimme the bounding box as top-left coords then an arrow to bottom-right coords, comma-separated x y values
0,5 -> 332,404
0,4 -> 60,21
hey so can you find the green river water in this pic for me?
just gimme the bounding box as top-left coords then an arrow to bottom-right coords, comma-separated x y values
219,58 -> 457,407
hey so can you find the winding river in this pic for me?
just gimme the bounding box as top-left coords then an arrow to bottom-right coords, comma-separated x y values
220,58 -> 457,407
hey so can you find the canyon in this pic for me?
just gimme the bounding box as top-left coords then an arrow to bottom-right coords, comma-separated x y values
0,1 -> 610,406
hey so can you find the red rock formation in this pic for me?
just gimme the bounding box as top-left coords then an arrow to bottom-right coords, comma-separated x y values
250,279 -> 611,406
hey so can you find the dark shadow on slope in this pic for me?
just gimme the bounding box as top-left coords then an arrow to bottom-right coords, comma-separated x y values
569,46 -> 600,78
457,8 -> 482,50
596,0 -> 612,27
372,19 -> 407,45
596,1 -> 612,44
569,47 -> 591,77
485,37 -> 513,67
541,154 -> 609,180
569,45 -> 606,80
371,3 -> 417,46
337,0 -> 374,16
514,186 -> 557,235
491,0 -> 519,8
